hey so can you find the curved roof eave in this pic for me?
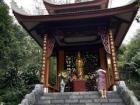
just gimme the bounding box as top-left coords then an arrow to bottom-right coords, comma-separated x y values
43,0 -> 109,14
12,1 -> 138,48
13,2 -> 137,22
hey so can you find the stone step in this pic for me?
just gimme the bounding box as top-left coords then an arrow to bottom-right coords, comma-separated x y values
43,91 -> 119,97
37,98 -> 123,104
41,91 -> 120,99
37,103 -> 125,105
35,91 -> 126,105
40,94 -> 120,100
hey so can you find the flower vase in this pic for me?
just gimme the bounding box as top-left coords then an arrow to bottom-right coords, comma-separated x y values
60,79 -> 65,92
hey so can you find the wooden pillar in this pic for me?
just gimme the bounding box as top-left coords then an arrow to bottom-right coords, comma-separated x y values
109,30 -> 119,84
57,50 -> 64,91
41,35 -> 47,86
41,35 -> 50,92
106,55 -> 114,88
99,47 -> 109,90
45,58 -> 49,88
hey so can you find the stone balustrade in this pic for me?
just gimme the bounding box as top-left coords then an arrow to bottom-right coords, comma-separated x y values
117,81 -> 140,105
18,84 -> 44,105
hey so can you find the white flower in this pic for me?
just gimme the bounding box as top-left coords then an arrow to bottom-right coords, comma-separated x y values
58,71 -> 68,79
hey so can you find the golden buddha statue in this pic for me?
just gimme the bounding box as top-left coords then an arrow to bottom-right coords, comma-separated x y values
75,52 -> 84,80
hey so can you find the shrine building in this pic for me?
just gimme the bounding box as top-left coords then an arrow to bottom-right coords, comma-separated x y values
12,0 -> 138,92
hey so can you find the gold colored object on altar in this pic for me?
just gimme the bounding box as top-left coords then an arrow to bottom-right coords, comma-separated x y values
75,52 -> 84,80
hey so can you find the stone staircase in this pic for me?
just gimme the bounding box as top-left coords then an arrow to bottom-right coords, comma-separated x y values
35,91 -> 126,105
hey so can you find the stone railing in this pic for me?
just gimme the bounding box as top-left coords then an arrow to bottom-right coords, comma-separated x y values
117,81 -> 140,105
18,84 -> 44,105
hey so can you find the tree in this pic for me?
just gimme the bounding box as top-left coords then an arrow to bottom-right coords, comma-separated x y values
117,29 -> 140,100
116,45 -> 127,70
125,30 -> 140,76
137,0 -> 140,6
0,2 -> 42,105
117,29 -> 140,81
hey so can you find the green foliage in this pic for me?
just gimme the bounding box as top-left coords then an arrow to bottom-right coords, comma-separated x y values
117,29 -> 140,77
0,2 -> 42,105
117,29 -> 140,100
137,0 -> 140,6
116,45 -> 127,70
49,57 -> 57,86
125,30 -> 140,76
136,0 -> 140,22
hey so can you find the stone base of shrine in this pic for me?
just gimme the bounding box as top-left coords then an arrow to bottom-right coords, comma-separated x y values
71,80 -> 86,91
